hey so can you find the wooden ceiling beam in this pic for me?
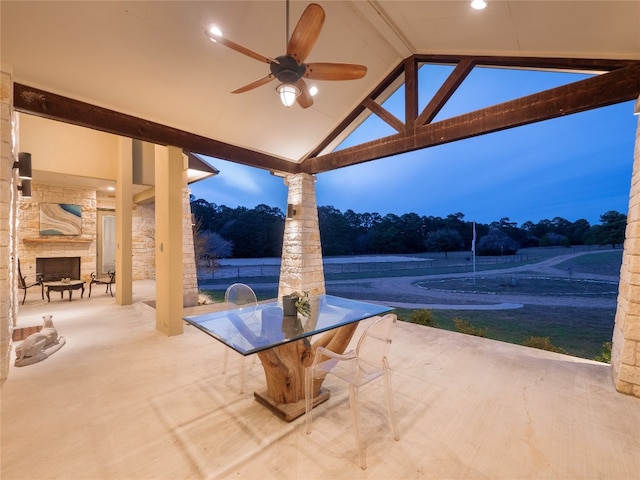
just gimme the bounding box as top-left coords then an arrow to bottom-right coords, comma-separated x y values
412,54 -> 637,72
416,58 -> 475,126
302,62 -> 640,174
13,83 -> 298,174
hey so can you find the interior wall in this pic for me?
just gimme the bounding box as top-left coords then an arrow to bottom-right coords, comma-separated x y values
19,114 -> 118,180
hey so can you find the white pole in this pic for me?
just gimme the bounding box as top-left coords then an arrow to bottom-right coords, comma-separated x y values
472,221 -> 476,285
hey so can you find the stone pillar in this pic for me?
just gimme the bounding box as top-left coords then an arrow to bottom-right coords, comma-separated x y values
612,105 -> 640,398
182,188 -> 199,307
0,66 -> 15,384
278,173 -> 325,298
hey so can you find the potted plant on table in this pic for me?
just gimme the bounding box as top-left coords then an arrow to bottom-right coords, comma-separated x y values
282,291 -> 310,317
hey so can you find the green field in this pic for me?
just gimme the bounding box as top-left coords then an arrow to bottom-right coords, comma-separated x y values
200,248 -> 622,362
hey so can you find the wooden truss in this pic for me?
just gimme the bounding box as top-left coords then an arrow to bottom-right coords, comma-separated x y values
14,55 -> 640,175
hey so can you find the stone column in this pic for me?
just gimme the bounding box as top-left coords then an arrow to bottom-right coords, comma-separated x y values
182,186 -> 199,307
278,173 -> 325,298
612,103 -> 640,398
0,66 -> 16,384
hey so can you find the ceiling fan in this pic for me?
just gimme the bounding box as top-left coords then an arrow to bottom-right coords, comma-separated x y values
205,2 -> 367,108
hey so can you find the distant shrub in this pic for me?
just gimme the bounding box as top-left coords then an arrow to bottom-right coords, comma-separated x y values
523,336 -> 567,354
409,309 -> 436,327
453,318 -> 487,337
593,341 -> 612,363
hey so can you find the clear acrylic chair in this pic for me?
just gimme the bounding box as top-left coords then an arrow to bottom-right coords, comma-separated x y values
222,283 -> 258,394
305,313 -> 400,470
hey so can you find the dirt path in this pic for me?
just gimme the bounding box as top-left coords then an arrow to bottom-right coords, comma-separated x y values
325,250 -> 619,310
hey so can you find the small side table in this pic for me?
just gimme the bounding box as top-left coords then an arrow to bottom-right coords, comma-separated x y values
44,280 -> 86,302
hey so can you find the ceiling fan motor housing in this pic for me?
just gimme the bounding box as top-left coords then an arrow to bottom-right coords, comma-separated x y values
271,55 -> 306,83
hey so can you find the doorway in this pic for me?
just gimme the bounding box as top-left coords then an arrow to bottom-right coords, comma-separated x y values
97,210 -> 115,276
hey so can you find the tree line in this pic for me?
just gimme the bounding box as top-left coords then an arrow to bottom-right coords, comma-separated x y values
190,196 -> 627,260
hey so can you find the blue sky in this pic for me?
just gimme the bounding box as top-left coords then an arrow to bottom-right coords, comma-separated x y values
189,66 -> 638,226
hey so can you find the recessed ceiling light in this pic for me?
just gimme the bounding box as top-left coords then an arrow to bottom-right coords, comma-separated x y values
309,86 -> 318,97
107,186 -> 115,191
206,25 -> 223,42
471,0 -> 487,10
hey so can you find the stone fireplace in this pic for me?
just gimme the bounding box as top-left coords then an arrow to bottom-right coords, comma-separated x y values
36,257 -> 81,282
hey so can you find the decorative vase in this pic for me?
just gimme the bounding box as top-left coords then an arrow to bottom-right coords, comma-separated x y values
282,294 -> 298,316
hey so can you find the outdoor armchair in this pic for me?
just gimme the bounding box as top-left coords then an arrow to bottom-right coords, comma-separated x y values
89,270 -> 115,297
17,259 -> 44,305
222,283 -> 258,393
305,313 -> 400,470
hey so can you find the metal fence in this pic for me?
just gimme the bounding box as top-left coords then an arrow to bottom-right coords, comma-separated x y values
197,245 -> 616,281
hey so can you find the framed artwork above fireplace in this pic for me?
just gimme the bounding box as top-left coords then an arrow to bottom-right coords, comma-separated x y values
39,203 -> 82,235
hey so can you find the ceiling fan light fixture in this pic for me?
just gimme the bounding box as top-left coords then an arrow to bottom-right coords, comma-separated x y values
471,0 -> 487,9
276,83 -> 300,108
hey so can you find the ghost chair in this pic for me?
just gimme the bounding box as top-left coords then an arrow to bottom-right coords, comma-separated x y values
305,313 -> 400,470
222,283 -> 259,394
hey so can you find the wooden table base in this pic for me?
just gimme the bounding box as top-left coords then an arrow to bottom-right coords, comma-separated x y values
254,387 -> 330,422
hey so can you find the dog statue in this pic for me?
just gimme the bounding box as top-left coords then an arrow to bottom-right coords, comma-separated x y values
15,315 -> 66,367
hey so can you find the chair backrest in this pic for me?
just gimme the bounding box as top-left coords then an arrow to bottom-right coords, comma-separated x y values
17,259 -> 26,289
225,283 -> 257,307
356,314 -> 396,368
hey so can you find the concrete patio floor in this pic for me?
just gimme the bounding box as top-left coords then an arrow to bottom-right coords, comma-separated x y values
2,281 -> 639,479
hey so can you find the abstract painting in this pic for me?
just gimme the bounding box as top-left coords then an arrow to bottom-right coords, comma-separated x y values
39,203 -> 82,235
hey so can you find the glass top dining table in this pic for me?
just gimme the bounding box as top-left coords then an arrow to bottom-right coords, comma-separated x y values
183,294 -> 393,356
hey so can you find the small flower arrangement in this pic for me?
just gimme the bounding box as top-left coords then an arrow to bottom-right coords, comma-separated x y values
293,291 -> 311,317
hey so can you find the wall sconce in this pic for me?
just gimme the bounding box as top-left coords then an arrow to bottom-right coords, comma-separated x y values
13,152 -> 33,179
287,203 -> 297,219
18,179 -> 32,198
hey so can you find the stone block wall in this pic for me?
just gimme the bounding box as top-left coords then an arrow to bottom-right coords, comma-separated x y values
1,67 -> 15,384
182,188 -> 198,306
612,114 -> 640,398
132,202 -> 155,280
17,183 -> 97,282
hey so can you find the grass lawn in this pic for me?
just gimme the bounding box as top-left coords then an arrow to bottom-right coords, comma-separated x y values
199,247 -> 621,362
393,305 -> 614,360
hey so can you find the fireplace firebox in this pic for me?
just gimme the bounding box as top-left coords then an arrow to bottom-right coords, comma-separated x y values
36,257 -> 81,282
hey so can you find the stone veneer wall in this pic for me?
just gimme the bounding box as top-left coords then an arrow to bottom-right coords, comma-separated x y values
17,183 -> 97,282
132,202 -> 155,280
1,67 -> 15,384
182,188 -> 199,306
612,113 -> 640,398
127,187 -> 198,304
278,173 -> 325,298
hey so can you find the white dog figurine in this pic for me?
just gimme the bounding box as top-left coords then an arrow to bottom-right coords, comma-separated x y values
15,315 -> 66,367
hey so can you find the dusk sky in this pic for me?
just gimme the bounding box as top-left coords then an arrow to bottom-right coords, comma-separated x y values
189,66 -> 639,226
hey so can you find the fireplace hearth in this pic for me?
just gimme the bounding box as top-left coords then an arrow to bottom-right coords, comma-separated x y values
36,257 -> 81,282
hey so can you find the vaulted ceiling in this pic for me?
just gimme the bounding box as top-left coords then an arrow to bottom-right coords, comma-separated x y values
3,1 -> 640,175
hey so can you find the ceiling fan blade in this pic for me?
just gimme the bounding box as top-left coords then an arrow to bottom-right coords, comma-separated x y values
304,63 -> 367,81
296,78 -> 313,109
205,29 -> 279,65
231,74 -> 275,94
287,3 -> 325,64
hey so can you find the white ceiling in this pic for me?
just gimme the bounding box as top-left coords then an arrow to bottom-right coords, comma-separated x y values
2,1 -> 639,165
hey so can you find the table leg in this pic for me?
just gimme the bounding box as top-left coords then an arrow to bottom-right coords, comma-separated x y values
46,288 -> 51,303
68,289 -> 73,302
255,322 -> 359,421
81,284 -> 85,298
